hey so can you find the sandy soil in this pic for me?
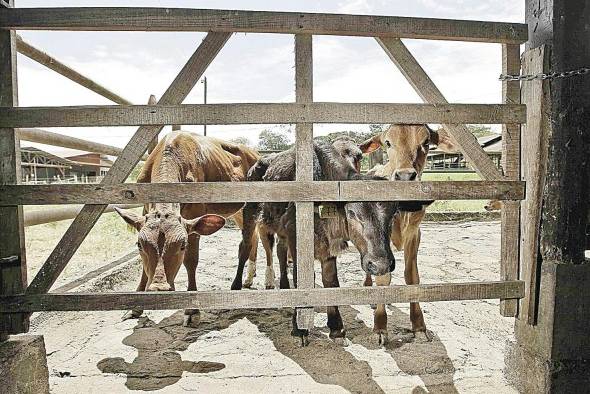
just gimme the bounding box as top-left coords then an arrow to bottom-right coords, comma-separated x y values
26,220 -> 517,393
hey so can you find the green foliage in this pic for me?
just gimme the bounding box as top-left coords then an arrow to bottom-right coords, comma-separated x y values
229,136 -> 252,146
257,129 -> 292,151
466,125 -> 497,138
126,163 -> 144,183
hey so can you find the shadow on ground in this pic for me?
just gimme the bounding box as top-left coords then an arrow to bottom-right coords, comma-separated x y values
97,304 -> 457,393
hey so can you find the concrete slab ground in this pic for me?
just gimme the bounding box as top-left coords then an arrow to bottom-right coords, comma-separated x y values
28,221 -> 517,393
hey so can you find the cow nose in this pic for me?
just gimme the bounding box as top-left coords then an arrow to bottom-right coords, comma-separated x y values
394,169 -> 417,181
367,261 -> 378,275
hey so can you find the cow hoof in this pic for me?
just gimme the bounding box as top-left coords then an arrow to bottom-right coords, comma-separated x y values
122,309 -> 142,321
370,304 -> 377,310
413,330 -> 432,342
375,330 -> 389,345
291,328 -> 309,346
183,309 -> 201,327
230,280 -> 242,291
243,280 -> 253,289
329,329 -> 346,341
332,337 -> 348,347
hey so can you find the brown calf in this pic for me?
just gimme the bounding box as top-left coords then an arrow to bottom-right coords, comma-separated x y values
114,131 -> 260,326
361,124 -> 458,343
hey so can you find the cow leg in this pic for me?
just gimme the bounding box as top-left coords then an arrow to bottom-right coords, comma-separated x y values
277,237 -> 290,289
231,204 -> 257,290
321,257 -> 345,343
363,273 -> 373,287
404,228 -> 430,341
122,269 -> 148,320
233,210 -> 258,289
259,225 -> 276,289
243,225 -> 259,289
373,273 -> 391,345
183,233 -> 201,327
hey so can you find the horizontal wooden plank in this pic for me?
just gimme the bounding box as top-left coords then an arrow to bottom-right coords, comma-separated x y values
0,103 -> 527,128
338,180 -> 525,201
17,128 -> 148,160
0,281 -> 524,312
0,8 -> 528,43
0,180 -> 525,205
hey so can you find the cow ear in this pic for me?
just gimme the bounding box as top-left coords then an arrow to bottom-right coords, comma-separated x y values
184,214 -> 226,236
359,135 -> 382,154
430,128 -> 459,153
113,207 -> 145,231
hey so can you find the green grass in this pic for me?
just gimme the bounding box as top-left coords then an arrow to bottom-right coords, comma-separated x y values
421,172 -> 487,212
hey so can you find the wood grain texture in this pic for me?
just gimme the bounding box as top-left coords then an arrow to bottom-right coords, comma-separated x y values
519,46 -> 550,324
17,128 -> 148,160
0,102 -> 526,128
25,32 -> 231,295
500,44 -> 521,317
0,280 -> 525,313
0,181 -> 525,205
16,35 -> 132,105
294,34 -> 315,330
377,37 -> 505,181
23,204 -> 142,227
0,7 -> 527,43
0,15 -> 28,335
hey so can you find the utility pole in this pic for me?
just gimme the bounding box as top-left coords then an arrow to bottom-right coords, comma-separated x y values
202,76 -> 207,136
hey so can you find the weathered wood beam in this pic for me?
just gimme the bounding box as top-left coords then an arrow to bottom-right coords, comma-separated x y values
0,2 -> 28,336
25,32 -> 232,295
294,34 -> 315,330
0,180 -> 525,205
0,280 -> 525,313
23,204 -> 142,227
519,47 -> 550,324
500,43 -> 521,317
377,37 -> 505,181
0,8 -> 527,43
0,103 -> 527,128
15,35 -> 132,105
16,128 -> 148,160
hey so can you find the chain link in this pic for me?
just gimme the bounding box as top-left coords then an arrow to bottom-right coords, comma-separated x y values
499,67 -> 590,81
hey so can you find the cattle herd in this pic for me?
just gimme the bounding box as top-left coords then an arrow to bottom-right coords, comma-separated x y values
114,124 -> 458,344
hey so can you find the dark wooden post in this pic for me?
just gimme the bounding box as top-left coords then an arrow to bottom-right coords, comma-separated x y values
0,0 -> 28,340
508,1 -> 590,391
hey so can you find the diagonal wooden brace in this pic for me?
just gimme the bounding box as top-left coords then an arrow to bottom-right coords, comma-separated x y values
26,32 -> 231,295
376,37 -> 504,181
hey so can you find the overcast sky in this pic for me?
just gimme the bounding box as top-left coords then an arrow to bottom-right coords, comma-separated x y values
16,0 -> 524,156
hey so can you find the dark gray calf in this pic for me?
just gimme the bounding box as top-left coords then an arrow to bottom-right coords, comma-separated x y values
233,140 -> 423,341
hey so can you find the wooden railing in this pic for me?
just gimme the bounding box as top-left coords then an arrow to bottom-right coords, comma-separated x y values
0,5 -> 527,336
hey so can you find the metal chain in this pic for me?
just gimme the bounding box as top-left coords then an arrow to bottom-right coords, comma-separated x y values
499,67 -> 590,81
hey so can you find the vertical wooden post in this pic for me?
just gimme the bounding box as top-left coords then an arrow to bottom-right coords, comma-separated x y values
499,43 -> 521,317
294,34 -> 315,330
0,0 -> 28,339
146,95 -> 158,154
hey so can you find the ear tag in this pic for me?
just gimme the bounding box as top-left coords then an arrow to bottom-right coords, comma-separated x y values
318,203 -> 339,219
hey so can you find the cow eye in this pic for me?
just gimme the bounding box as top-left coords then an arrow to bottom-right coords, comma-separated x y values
136,241 -> 142,251
385,140 -> 391,148
346,209 -> 357,219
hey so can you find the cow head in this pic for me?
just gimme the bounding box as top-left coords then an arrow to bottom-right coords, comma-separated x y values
339,174 -> 398,276
114,204 -> 225,291
360,124 -> 458,181
331,137 -> 363,173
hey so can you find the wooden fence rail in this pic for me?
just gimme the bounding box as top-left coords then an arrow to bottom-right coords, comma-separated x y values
0,8 -> 528,43
0,103 -> 527,128
0,180 -> 525,205
0,281 -> 524,313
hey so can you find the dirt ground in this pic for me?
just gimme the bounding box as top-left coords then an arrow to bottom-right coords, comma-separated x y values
25,219 -> 517,393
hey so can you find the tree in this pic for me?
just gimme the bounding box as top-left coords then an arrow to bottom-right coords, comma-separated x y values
229,136 -> 251,146
466,125 -> 497,138
257,129 -> 292,151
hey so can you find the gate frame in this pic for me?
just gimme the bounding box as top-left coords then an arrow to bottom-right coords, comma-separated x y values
0,5 -> 527,334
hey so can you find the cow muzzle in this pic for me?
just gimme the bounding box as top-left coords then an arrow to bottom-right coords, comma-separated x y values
363,255 -> 395,276
393,169 -> 417,181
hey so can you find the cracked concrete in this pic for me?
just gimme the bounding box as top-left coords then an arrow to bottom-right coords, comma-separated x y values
27,221 -> 516,393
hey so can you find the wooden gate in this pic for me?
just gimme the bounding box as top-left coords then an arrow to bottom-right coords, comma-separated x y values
0,5 -> 526,336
